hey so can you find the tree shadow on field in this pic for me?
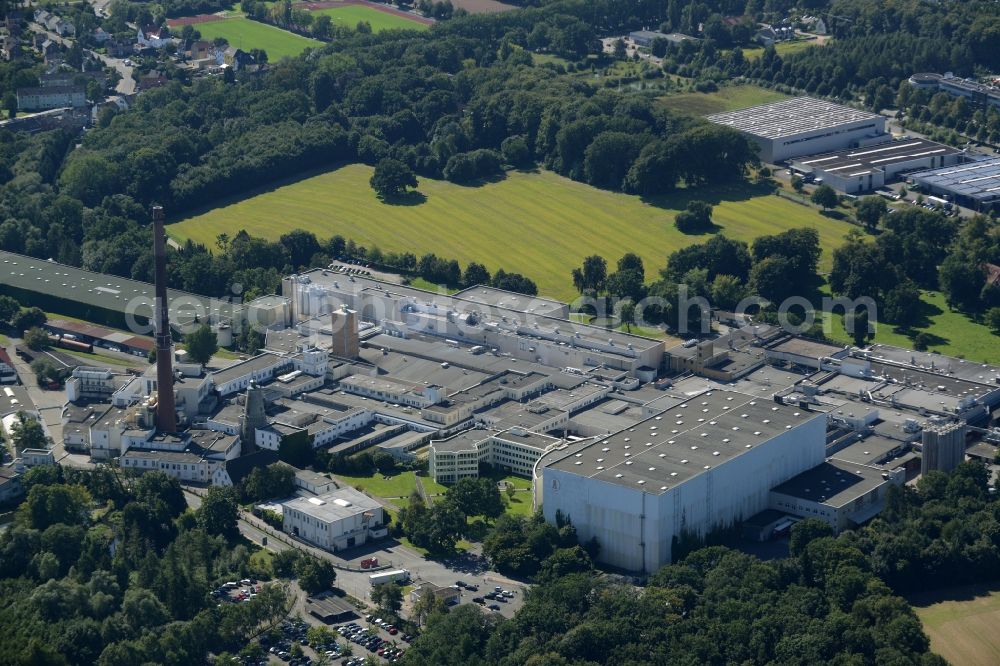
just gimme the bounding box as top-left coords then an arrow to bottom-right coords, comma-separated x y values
820,209 -> 847,221
888,299 -> 944,334
640,180 -> 773,212
447,171 -> 509,188
380,190 -> 427,206
674,221 -> 724,236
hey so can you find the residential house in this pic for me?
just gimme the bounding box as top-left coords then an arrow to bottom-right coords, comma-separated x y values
4,13 -> 24,35
92,27 -> 110,44
40,39 -> 61,64
0,466 -> 23,504
223,46 -> 253,71
188,40 -> 214,59
0,35 -> 20,61
137,25 -> 170,49
106,40 -> 132,58
47,16 -> 75,37
16,86 -> 87,111
138,70 -> 168,90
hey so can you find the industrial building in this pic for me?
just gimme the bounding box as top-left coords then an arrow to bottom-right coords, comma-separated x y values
281,268 -> 664,378
789,138 -> 964,193
0,250 -> 243,342
541,389 -> 828,572
908,72 -> 1000,111
908,157 -> 1000,212
627,30 -> 696,48
770,459 -> 904,531
428,428 -> 565,484
281,487 -> 388,552
706,97 -> 887,163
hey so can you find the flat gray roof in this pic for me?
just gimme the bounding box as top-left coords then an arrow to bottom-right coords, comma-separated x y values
548,388 -> 820,493
431,429 -> 488,453
771,459 -> 888,507
766,336 -> 849,361
792,139 -> 962,178
909,157 -> 1000,203
211,352 -> 289,385
450,285 -> 567,316
831,435 -> 906,466
283,487 -> 382,523
707,97 -> 881,140
864,344 -> 1000,385
0,251 -> 242,324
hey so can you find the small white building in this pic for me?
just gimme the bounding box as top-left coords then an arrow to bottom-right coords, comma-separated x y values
282,487 -> 386,551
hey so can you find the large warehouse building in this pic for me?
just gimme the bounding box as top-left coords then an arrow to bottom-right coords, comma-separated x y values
789,138 -> 964,193
706,97 -> 887,163
541,389 -> 827,572
908,157 -> 1000,212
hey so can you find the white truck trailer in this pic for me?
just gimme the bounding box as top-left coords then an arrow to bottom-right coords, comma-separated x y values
369,569 -> 410,586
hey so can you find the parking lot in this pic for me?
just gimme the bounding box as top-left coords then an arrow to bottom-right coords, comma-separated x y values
330,543 -> 527,620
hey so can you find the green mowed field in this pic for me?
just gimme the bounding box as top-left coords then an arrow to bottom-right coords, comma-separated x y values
822,289 -> 1000,365
334,471 -> 448,499
170,165 -> 854,302
309,6 -> 428,31
194,18 -> 321,59
911,584 -> 1000,666
659,84 -> 790,116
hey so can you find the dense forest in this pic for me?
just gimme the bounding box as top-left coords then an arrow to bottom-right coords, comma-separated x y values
0,467 -> 292,665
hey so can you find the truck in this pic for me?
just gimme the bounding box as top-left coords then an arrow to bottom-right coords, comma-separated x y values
926,195 -> 953,210
369,569 -> 409,586
360,557 -> 379,569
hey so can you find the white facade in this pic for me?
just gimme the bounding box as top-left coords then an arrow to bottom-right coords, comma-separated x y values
282,488 -> 386,551
542,413 -> 826,572
429,429 -> 562,484
120,451 -> 218,483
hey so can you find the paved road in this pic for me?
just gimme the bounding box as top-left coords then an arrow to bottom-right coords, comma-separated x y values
5,338 -> 68,452
29,23 -> 136,95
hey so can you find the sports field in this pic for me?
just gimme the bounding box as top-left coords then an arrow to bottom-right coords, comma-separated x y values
659,84 -> 790,116
310,5 -> 429,31
169,165 -> 855,302
911,584 -> 1000,666
193,18 -> 321,59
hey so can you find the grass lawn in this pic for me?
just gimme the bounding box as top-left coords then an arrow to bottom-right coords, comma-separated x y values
309,6 -> 428,32
194,18 -> 321,59
212,348 -> 244,360
503,493 -> 534,517
249,548 -> 274,577
170,164 -> 854,302
334,471 -> 448,499
62,348 -> 142,366
659,83 -> 790,116
911,584 -> 1000,666
406,277 -> 459,294
740,39 -> 824,61
336,471 -> 420,498
822,289 -> 1000,365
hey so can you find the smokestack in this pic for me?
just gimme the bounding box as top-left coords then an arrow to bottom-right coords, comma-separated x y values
152,205 -> 177,433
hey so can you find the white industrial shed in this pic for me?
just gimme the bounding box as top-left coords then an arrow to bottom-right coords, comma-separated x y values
541,389 -> 827,572
706,97 -> 887,163
789,138 -> 964,193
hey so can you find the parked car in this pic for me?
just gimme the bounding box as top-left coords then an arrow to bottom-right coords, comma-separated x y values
488,604 -> 501,611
